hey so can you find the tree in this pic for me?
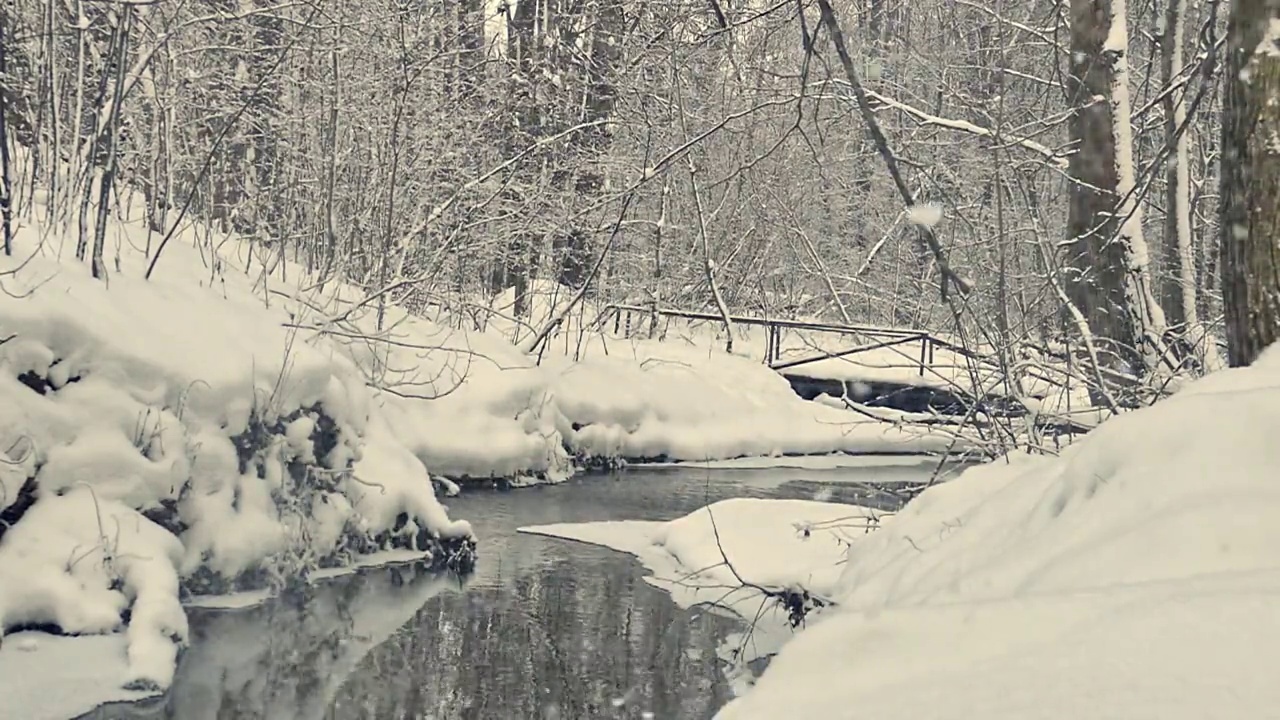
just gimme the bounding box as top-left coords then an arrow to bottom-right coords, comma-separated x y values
1065,0 -> 1168,380
0,5 -> 13,256
1220,0 -> 1280,366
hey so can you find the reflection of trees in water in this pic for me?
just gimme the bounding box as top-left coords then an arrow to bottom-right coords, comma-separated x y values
80,565 -> 460,720
330,550 -> 737,720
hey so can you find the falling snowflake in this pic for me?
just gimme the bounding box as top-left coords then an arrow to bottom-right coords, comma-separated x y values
906,203 -> 944,228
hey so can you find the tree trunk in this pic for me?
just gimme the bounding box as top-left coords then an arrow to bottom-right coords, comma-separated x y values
1159,0 -> 1197,328
1065,0 -> 1168,380
0,7 -> 14,256
92,9 -> 132,281
1220,0 -> 1280,366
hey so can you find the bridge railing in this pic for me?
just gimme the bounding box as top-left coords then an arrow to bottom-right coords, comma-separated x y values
597,303 -> 939,374
594,304 -> 1101,410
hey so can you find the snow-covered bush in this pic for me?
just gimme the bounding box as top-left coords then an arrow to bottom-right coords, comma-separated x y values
0,223 -> 473,690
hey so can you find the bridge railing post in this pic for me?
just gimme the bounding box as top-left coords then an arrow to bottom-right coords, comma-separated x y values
918,334 -> 929,376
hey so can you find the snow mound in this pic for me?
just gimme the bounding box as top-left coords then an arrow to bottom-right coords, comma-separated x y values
339,301 -> 956,480
718,345 -> 1280,718
523,497 -> 881,601
549,339 -> 958,464
653,498 -> 887,598
1,218 -> 473,694
0,487 -> 186,690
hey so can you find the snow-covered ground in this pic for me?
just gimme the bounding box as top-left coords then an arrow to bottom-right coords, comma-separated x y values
712,344 -> 1280,718
236,259 -> 963,481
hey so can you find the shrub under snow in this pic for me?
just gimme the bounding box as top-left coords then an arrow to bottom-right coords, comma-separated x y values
0,223 -> 473,690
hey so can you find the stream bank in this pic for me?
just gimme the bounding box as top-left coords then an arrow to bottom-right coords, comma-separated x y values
81,460 -> 940,719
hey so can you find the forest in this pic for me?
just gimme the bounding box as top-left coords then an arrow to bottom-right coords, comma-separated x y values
3,0 -> 1278,405
4,2 -> 1280,717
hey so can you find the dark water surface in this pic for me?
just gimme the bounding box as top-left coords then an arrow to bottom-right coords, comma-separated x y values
83,460 -> 940,720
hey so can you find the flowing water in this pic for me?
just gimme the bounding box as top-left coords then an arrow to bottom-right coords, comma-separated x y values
82,459 -> 944,720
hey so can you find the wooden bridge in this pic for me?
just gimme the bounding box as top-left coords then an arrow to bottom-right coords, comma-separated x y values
600,303 -> 976,374
596,303 -> 1100,433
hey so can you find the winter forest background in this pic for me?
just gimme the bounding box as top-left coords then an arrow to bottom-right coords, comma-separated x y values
2,0 -> 1278,402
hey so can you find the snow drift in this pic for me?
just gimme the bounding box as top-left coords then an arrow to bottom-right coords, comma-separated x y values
0,219 -> 473,693
718,344 -> 1280,718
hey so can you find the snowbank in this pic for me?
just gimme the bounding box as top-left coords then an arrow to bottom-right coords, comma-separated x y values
1,217 -> 473,693
316,284 -> 959,481
0,488 -> 186,689
272,273 -> 956,481
718,345 -> 1280,718
547,340 -> 959,464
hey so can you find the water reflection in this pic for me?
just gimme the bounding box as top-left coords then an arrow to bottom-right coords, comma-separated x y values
85,463 -> 936,720
82,565 -> 464,720
328,546 -> 737,719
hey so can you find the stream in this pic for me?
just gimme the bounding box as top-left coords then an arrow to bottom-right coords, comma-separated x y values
80,459 -> 944,720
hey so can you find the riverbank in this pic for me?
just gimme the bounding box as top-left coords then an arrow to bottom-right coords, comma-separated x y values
1,216 -> 478,711
712,344 -> 1280,718
518,347 -> 1280,717
70,463 -> 927,719
1,200 -> 961,716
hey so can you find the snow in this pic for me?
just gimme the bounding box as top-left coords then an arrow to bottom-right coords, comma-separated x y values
522,498 -> 890,665
545,339 -> 958,462
717,344 -> 1280,718
0,487 -> 187,689
1,206 -> 473,696
778,339 -> 1097,423
479,279 -> 1088,427
0,632 -> 158,720
319,276 -> 960,478
906,203 -> 943,227
2,180 -> 957,711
